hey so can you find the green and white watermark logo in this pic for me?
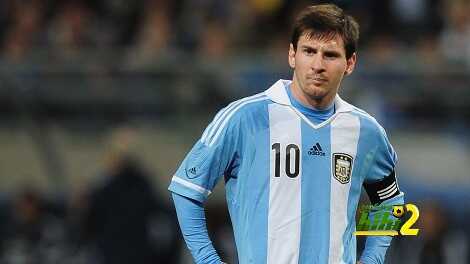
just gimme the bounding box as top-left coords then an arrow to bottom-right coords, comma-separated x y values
354,203 -> 420,236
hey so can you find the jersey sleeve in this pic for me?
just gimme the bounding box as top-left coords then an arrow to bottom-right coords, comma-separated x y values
171,193 -> 222,263
360,124 -> 405,264
363,125 -> 402,205
168,108 -> 241,203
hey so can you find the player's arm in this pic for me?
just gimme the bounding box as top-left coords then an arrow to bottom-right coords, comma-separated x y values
361,170 -> 404,264
168,106 -> 241,264
359,127 -> 404,264
172,193 -> 223,264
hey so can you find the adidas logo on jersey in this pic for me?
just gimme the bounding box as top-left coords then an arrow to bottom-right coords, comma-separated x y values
188,167 -> 197,175
185,166 -> 199,179
308,143 -> 325,156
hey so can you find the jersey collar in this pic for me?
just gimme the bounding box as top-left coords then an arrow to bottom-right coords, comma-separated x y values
264,79 -> 354,113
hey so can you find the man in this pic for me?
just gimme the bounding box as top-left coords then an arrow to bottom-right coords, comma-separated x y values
169,4 -> 404,264
82,129 -> 180,264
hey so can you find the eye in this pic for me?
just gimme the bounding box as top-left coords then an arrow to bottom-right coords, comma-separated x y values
303,47 -> 315,55
324,51 -> 340,59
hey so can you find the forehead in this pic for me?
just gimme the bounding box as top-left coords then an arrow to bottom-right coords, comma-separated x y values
298,33 -> 345,52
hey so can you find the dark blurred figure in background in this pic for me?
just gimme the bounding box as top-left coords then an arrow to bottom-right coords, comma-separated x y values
0,188 -> 67,264
2,189 -> 45,264
438,0 -> 470,68
387,200 -> 469,264
419,201 -> 449,264
81,156 -> 180,264
79,129 -> 180,264
46,0 -> 98,63
1,0 -> 44,64
418,201 -> 468,264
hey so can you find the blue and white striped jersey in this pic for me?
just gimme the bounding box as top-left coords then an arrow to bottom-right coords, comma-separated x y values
168,79 -> 404,264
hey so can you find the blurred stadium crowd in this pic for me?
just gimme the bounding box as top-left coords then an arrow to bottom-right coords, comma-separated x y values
0,0 -> 470,263
0,0 -> 469,68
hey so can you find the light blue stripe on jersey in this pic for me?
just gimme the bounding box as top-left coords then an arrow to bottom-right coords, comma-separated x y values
201,93 -> 266,145
226,101 -> 271,264
299,122 -> 331,263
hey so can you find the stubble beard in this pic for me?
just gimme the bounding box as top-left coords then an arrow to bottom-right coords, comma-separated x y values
301,81 -> 332,105
292,72 -> 336,108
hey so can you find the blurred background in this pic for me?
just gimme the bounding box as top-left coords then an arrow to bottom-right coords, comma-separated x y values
0,0 -> 469,263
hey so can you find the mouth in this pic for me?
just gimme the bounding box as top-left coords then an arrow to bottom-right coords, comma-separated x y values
308,76 -> 328,85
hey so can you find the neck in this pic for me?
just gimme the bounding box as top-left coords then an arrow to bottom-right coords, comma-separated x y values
290,78 -> 336,110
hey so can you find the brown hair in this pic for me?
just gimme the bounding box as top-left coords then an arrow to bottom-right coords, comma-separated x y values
291,4 -> 359,59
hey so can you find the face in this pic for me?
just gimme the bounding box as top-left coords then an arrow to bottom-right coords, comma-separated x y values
288,33 -> 356,108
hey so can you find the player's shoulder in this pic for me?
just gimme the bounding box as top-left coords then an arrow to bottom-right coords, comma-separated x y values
347,103 -> 387,136
200,92 -> 270,145
218,91 -> 271,119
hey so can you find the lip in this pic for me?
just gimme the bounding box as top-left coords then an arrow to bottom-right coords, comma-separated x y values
307,76 -> 328,82
309,77 -> 328,85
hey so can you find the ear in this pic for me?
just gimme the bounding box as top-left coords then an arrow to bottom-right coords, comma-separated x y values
344,52 -> 356,76
288,43 -> 296,69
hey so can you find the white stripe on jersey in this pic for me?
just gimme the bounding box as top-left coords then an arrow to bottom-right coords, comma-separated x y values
201,93 -> 266,144
379,185 -> 398,200
201,105 -> 227,142
329,113 -> 360,264
267,104 -> 301,264
378,182 -> 397,195
208,96 -> 268,146
171,176 -> 212,196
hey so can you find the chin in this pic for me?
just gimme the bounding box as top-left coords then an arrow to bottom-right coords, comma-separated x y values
310,95 -> 327,101
305,87 -> 328,100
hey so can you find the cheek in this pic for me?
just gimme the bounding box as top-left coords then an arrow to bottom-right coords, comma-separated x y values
331,63 -> 348,78
295,57 -> 309,72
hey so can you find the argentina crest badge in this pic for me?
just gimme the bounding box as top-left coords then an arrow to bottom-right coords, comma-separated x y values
333,153 -> 353,184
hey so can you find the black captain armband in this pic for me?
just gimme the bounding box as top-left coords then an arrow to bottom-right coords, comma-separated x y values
363,170 -> 400,205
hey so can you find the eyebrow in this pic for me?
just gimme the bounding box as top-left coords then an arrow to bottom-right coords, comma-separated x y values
300,44 -> 342,54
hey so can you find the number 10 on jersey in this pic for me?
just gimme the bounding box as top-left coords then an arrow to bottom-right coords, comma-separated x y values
272,143 -> 300,178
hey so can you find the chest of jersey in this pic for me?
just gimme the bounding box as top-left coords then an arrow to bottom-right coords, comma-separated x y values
228,104 -> 364,263
232,104 -> 364,201
266,104 -> 360,184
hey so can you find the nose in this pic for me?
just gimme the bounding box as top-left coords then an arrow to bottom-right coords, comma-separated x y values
311,54 -> 326,73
